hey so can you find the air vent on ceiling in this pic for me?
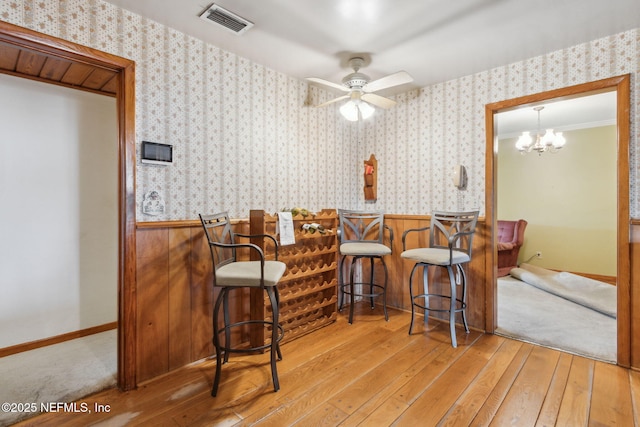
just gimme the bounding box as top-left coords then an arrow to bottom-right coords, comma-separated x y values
199,4 -> 254,35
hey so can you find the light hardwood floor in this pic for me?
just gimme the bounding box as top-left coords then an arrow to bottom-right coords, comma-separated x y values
17,304 -> 640,426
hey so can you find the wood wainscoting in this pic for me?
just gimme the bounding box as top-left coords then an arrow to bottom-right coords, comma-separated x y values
134,215 -> 489,384
135,216 -> 640,384
135,220 -> 242,383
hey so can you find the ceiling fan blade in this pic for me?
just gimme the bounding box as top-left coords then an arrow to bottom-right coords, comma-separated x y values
362,93 -> 396,109
315,95 -> 349,108
306,77 -> 349,93
363,71 -> 413,93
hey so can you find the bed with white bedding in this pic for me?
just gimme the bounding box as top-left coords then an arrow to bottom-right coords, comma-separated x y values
495,263 -> 616,362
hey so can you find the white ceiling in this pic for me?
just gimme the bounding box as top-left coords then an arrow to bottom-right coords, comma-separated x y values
103,0 -> 640,89
496,91 -> 618,138
103,0 -> 635,128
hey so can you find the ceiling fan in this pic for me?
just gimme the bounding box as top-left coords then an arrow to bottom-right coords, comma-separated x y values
307,57 -> 413,121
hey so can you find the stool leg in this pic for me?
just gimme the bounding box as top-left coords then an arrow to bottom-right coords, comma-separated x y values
458,264 -> 470,333
266,287 -> 280,392
369,257 -> 375,309
349,257 -> 356,324
381,257 -> 389,321
339,255 -> 349,312
211,288 -> 226,397
274,287 -> 283,361
222,288 -> 231,363
408,264 -> 419,334
447,266 -> 458,348
423,265 -> 430,324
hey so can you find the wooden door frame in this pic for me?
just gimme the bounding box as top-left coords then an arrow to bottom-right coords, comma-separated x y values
485,75 -> 631,366
0,21 -> 138,389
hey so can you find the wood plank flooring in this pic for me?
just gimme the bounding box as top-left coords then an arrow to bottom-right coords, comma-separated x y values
16,304 -> 640,426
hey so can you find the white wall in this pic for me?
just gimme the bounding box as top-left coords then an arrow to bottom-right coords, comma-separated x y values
0,74 -> 118,348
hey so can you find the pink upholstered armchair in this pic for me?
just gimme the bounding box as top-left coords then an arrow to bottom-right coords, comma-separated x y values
497,219 -> 527,277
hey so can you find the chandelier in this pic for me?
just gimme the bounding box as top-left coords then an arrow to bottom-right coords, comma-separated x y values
515,106 -> 566,155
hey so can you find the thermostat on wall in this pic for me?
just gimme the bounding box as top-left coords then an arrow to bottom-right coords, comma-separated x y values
141,141 -> 172,165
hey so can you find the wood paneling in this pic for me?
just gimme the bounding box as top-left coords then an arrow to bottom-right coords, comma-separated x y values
135,221 -> 251,383
133,216 -> 491,385
383,217 -> 405,309
189,226 -> 215,361
136,228 -> 169,381
168,227 -> 192,370
133,215 -> 640,386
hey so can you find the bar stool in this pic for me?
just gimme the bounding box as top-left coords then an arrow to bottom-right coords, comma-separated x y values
401,210 -> 479,347
338,209 -> 393,324
199,212 -> 286,397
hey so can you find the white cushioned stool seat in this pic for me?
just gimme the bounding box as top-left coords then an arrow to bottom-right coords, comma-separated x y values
401,248 -> 470,265
340,242 -> 392,257
217,261 -> 286,287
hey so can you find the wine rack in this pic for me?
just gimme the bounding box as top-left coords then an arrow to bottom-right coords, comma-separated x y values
249,209 -> 338,346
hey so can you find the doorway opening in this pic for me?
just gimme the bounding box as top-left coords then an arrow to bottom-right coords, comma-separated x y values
0,21 -> 137,389
484,75 -> 631,366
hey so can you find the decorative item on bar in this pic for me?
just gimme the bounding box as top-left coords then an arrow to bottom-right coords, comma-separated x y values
301,223 -> 326,234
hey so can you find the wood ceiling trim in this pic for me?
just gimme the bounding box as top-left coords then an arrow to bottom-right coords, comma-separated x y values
0,43 -> 19,69
0,39 -> 117,96
15,49 -> 46,74
83,67 -> 118,92
60,61 -> 94,85
40,56 -> 72,81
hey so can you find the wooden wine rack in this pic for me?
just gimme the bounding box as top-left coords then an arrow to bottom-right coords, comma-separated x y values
249,209 -> 338,347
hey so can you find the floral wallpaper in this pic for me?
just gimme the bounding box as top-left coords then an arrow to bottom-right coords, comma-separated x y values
362,34 -> 639,216
1,0 -> 638,219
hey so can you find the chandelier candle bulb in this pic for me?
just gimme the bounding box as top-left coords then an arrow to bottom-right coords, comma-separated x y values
516,106 -> 566,155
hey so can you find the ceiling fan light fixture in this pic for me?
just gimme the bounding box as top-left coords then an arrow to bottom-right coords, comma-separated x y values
340,101 -> 359,121
358,101 -> 375,119
307,56 -> 414,119
340,100 -> 374,121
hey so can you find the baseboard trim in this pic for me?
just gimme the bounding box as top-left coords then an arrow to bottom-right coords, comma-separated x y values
0,322 -> 117,358
568,271 -> 617,286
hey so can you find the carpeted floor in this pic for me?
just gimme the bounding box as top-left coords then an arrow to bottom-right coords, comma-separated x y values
496,275 -> 616,363
0,330 -> 117,426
